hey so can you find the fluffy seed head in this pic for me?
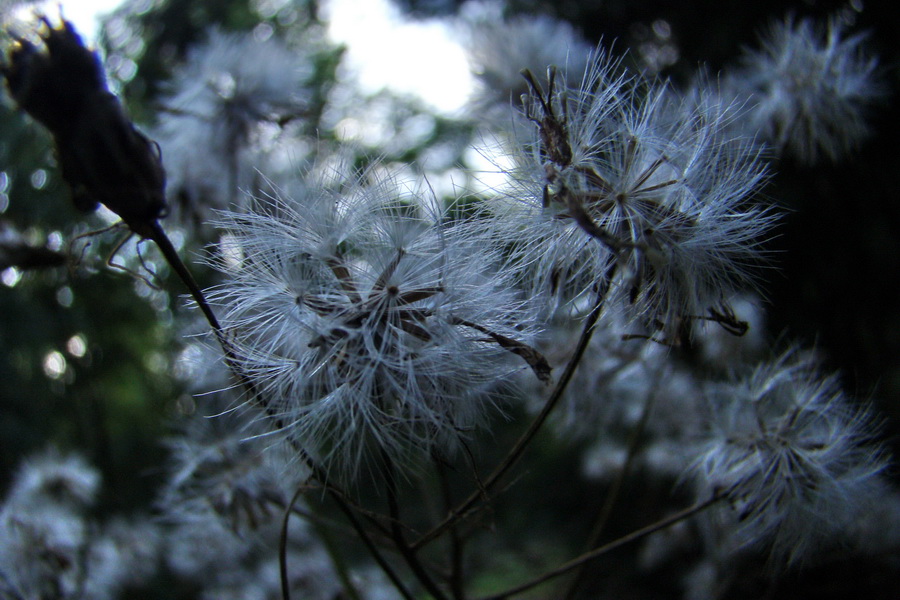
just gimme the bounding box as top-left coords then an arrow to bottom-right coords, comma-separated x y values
491,49 -> 774,340
732,15 -> 882,163
207,165 -> 542,479
460,1 -> 590,121
156,29 -> 313,227
4,448 -> 100,510
691,351 -> 887,564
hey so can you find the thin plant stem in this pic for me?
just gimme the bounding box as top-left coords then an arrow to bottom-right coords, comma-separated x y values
148,221 -> 291,431
311,475 -> 394,539
413,271 -> 614,551
280,484 -> 311,600
148,221 -> 222,333
383,456 -> 450,600
477,493 -> 724,600
270,497 -> 362,543
437,459 -> 467,600
149,220 -> 412,598
562,364 -> 663,599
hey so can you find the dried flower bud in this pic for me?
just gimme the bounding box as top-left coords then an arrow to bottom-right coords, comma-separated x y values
2,18 -> 166,237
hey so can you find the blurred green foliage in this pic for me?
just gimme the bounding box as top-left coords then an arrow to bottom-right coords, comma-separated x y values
1,1 -> 898,598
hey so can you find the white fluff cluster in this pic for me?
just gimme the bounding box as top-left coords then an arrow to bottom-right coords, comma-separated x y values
207,165 -> 542,477
489,51 -> 774,340
156,29 -> 314,228
727,16 -> 882,163
459,0 -> 590,121
3,447 -> 100,509
691,351 -> 887,564
161,492 -> 342,600
0,449 -> 160,600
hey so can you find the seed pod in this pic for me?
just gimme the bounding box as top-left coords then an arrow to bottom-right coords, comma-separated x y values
2,18 -> 166,238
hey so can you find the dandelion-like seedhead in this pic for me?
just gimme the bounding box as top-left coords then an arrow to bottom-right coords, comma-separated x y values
730,15 -> 881,163
161,478 -> 352,600
459,0 -> 590,121
156,29 -> 313,227
160,407 -> 306,533
0,449 -> 166,599
159,435 -> 322,589
0,503 -> 87,600
492,50 -> 774,339
4,447 -> 100,510
80,518 -> 162,600
691,351 -> 887,565
207,165 -> 542,479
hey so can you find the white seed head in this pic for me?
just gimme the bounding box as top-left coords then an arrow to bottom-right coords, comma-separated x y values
460,1 -> 590,120
4,448 -> 101,510
206,164 -> 541,479
156,29 -> 314,226
731,15 -> 882,163
691,350 -> 887,564
490,48 -> 774,339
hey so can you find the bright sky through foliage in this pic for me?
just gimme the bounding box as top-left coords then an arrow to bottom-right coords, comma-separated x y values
13,0 -> 122,42
325,0 -> 474,114
12,0 -> 474,114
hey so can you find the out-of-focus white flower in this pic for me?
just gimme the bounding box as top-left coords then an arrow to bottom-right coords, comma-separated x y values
489,48 -> 774,341
458,0 -> 590,121
160,447 -> 340,599
206,163 -> 545,479
160,394 -> 308,533
156,29 -> 314,228
4,447 -> 100,510
163,501 -> 259,581
0,449 -> 99,600
0,502 -> 87,599
81,518 -> 162,600
727,15 -> 882,164
690,350 -> 887,564
0,449 -> 164,600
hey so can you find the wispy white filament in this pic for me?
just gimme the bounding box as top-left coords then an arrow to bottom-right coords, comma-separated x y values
207,165 -> 540,478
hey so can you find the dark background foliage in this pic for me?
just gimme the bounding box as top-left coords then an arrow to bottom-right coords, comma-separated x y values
398,0 -> 900,434
2,0 -> 898,598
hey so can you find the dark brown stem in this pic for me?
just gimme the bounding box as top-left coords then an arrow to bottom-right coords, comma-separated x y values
279,484 -> 309,600
477,494 -> 724,600
562,365 -> 663,599
383,456 -> 450,600
413,270 -> 614,550
437,459 -> 467,600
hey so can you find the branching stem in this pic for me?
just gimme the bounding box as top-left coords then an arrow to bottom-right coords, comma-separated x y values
413,266 -> 616,550
562,364 -> 664,599
383,455 -> 450,600
477,493 -> 724,600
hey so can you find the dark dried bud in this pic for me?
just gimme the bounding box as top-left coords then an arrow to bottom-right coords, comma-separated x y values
2,18 -> 166,238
